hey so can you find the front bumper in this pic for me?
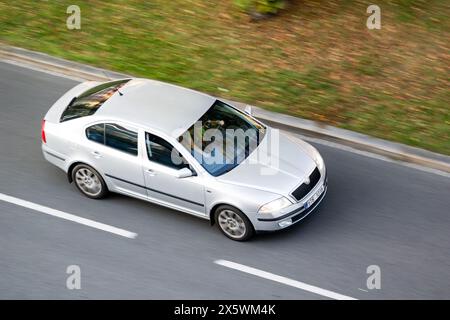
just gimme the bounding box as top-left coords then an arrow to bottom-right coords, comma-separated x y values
253,173 -> 328,232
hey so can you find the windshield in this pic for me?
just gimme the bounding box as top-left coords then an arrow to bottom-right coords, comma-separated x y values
178,100 -> 266,176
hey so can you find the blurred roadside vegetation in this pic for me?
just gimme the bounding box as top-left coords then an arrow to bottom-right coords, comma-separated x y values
234,0 -> 285,15
1,0 -> 449,154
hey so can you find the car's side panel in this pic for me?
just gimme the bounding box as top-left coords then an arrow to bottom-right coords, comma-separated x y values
139,130 -> 207,216
42,119 -> 86,172
142,159 -> 206,215
204,179 -> 283,227
78,121 -> 146,197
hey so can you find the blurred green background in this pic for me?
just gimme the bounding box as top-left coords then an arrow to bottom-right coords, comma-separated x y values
1,0 -> 449,154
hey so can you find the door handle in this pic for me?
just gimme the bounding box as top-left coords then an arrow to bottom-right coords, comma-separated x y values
146,168 -> 156,176
91,151 -> 102,158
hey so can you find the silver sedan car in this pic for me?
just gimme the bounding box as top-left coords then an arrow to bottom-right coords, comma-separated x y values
42,78 -> 327,241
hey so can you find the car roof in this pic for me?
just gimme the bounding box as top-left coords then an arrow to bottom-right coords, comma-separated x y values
96,78 -> 216,137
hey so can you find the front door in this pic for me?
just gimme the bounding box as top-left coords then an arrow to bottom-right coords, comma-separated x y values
142,132 -> 205,216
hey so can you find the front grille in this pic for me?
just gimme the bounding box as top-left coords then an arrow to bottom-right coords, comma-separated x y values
291,167 -> 321,201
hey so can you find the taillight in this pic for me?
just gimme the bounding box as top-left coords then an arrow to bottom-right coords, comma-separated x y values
41,119 -> 46,143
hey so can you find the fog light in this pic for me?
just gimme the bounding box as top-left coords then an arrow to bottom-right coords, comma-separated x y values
278,220 -> 292,228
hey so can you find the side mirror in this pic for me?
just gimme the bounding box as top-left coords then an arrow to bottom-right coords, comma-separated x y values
177,167 -> 193,178
244,105 -> 253,116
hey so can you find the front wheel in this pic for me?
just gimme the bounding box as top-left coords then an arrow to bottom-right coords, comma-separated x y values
72,164 -> 108,199
215,205 -> 254,241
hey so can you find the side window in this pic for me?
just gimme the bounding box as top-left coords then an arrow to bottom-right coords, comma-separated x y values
146,133 -> 188,170
105,124 -> 138,156
86,124 -> 105,144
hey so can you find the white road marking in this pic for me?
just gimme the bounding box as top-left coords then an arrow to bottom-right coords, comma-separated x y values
215,259 -> 357,300
0,193 -> 137,239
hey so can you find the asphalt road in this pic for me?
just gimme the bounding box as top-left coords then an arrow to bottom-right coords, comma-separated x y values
0,61 -> 449,299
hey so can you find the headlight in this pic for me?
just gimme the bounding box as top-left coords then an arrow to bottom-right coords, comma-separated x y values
258,197 -> 292,214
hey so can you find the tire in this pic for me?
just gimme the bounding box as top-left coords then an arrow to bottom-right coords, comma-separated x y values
71,164 -> 108,199
214,205 -> 254,241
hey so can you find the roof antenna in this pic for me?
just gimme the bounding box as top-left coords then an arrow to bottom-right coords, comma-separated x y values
101,70 -> 123,96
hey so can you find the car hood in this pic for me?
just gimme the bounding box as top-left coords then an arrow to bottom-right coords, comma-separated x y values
216,128 -> 317,197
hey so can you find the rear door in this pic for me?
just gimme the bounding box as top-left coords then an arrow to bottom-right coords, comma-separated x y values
84,122 -> 147,198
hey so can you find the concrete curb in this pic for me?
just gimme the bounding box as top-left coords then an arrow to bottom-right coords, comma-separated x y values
0,45 -> 130,81
1,44 -> 449,174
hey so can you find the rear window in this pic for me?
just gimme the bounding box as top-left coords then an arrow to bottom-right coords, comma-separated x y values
60,79 -> 130,122
86,123 -> 105,144
105,124 -> 138,156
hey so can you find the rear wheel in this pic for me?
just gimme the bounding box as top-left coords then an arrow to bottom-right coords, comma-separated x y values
72,164 -> 108,199
215,205 -> 254,241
